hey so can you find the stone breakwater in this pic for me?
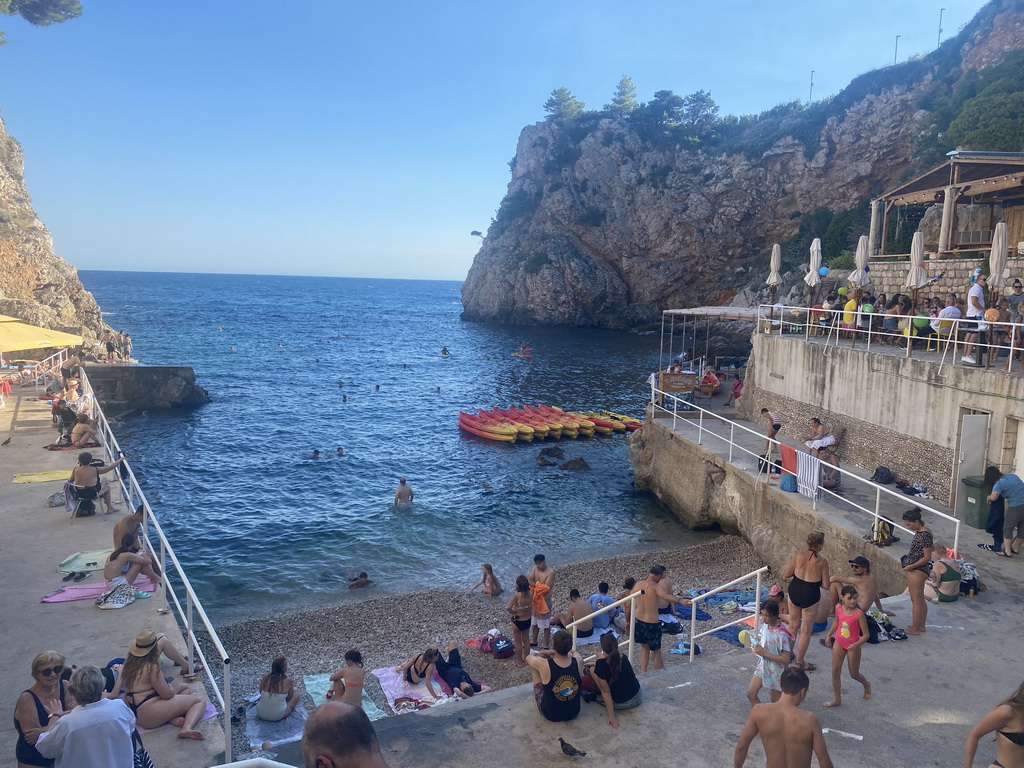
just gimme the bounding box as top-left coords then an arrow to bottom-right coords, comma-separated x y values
219,536 -> 763,756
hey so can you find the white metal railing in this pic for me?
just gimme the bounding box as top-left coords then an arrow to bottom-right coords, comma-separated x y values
564,589 -> 642,664
757,302 -> 1023,374
649,384 -> 962,557
688,567 -> 770,662
75,367 -> 233,762
32,347 -> 70,390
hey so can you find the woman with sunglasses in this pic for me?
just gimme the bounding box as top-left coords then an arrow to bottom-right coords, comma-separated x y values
14,651 -> 72,768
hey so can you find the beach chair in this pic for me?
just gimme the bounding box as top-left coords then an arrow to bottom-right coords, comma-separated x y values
927,320 -> 955,352
68,484 -> 98,520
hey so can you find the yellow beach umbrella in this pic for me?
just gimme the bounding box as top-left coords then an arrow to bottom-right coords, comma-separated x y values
0,321 -> 82,354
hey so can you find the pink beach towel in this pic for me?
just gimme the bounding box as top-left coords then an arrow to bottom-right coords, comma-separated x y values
371,666 -> 451,709
136,701 -> 218,733
41,577 -> 157,603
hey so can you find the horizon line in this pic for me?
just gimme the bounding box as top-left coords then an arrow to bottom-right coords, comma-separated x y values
78,268 -> 466,283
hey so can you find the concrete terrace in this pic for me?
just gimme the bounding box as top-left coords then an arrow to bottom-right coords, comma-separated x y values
0,385 -> 225,766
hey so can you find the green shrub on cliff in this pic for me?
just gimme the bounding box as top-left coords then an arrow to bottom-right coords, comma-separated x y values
524,253 -> 550,274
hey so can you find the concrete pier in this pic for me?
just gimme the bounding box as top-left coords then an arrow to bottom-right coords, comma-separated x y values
0,385 -> 225,766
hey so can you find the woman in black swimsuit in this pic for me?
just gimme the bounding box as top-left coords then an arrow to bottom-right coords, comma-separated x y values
900,508 -> 933,636
121,629 -> 206,740
395,647 -> 440,699
965,680 -> 1024,768
13,652 -> 71,768
505,575 -> 534,668
783,531 -> 831,672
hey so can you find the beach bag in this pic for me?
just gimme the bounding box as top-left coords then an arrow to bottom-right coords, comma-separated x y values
779,474 -> 798,492
96,582 -> 136,610
866,614 -> 882,644
660,619 -> 684,635
758,454 -> 781,475
132,729 -> 155,768
871,516 -> 896,546
56,432 -> 72,447
491,636 -> 514,659
870,466 -> 895,485
46,492 -> 65,508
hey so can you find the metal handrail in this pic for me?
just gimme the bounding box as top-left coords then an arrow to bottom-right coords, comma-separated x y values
757,302 -> 1023,374
76,367 -> 232,762
564,590 -> 642,664
688,567 -> 770,662
649,383 -> 962,557
31,348 -> 69,390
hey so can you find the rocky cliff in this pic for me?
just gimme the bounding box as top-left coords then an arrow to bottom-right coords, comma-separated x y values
462,1 -> 1024,328
0,116 -> 107,346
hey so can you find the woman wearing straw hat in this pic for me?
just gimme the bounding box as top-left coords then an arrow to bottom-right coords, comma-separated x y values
120,630 -> 205,740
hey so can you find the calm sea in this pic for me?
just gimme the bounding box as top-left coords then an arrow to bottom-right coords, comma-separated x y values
79,271 -> 713,623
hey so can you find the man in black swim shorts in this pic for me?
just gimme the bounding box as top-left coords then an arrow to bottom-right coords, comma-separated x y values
631,565 -> 691,672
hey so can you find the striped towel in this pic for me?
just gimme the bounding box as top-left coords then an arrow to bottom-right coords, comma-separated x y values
796,451 -> 821,500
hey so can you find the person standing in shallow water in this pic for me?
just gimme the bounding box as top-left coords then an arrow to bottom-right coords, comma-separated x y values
394,477 -> 413,507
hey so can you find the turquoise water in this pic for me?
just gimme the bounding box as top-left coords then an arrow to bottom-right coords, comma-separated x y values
80,271 -> 713,622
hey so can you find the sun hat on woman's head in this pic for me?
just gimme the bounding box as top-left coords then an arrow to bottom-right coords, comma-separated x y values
129,629 -> 159,657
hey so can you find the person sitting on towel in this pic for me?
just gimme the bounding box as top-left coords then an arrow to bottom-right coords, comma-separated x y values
588,583 -> 614,630
551,589 -> 595,638
434,641 -> 484,699
657,568 -> 676,617
71,412 -> 99,448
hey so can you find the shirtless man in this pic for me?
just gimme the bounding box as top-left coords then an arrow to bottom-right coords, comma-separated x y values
394,477 -> 413,507
657,568 -> 675,616
734,668 -> 833,768
552,589 -> 595,639
630,565 -> 691,672
71,451 -> 125,515
112,506 -> 145,549
827,556 -> 895,618
614,577 -> 636,633
528,554 -> 556,649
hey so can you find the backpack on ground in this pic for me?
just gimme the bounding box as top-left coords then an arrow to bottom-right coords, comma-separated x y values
870,516 -> 897,546
870,466 -> 895,485
491,636 -> 514,659
758,454 -> 781,475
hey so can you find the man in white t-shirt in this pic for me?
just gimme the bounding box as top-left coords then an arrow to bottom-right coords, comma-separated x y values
962,275 -> 987,365
931,294 -> 962,335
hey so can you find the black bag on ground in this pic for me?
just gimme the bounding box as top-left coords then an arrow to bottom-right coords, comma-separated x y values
758,454 -> 781,475
866,614 -> 882,644
870,466 -> 895,484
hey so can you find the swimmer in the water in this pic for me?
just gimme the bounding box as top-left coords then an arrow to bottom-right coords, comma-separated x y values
375,385 -> 380,391
338,381 -> 343,388
394,477 -> 413,506
342,395 -> 347,402
441,347 -> 449,356
229,346 -> 236,352
348,572 -> 372,589
336,447 -> 344,457
310,450 -> 321,459
436,387 -> 441,393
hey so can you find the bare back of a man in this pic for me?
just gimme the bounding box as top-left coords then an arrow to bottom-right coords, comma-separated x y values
734,669 -> 832,768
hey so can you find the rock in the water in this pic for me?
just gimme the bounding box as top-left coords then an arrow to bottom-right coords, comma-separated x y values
538,446 -> 566,460
559,457 -> 591,471
536,455 -> 556,466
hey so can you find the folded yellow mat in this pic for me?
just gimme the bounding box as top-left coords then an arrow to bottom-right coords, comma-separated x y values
12,470 -> 71,484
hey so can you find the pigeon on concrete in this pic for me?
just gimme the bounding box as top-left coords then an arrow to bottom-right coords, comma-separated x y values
559,738 -> 586,757
1,437 -> 10,446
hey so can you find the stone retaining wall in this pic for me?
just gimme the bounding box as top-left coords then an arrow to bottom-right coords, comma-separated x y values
867,256 -> 1024,301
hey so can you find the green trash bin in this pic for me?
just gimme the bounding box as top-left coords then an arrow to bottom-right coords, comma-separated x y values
959,476 -> 990,530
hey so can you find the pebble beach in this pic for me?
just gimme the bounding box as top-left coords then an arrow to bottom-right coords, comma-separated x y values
220,535 -> 765,756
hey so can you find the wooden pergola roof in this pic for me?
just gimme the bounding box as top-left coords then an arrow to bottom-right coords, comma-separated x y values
878,151 -> 1024,207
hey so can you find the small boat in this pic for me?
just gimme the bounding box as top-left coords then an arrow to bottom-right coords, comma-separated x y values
477,409 -> 534,440
458,418 -> 515,442
458,411 -> 517,437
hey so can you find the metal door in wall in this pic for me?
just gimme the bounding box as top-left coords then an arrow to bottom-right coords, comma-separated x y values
954,412 -> 990,516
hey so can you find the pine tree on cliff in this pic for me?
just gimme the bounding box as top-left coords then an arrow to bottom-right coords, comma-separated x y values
544,87 -> 585,122
0,0 -> 82,44
605,76 -> 637,116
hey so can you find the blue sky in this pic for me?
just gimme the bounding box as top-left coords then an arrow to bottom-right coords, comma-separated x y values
0,0 -> 989,280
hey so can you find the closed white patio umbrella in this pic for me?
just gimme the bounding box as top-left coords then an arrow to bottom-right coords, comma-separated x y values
904,231 -> 929,291
804,238 -> 822,288
848,235 -> 870,288
989,221 -> 1009,295
767,243 -> 783,294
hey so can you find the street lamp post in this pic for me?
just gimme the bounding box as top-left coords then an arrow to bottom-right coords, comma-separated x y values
809,70 -> 814,103
938,8 -> 945,47
894,34 -> 901,65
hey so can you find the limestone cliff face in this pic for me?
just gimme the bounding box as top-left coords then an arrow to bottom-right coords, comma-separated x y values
0,117 -> 106,345
461,4 -> 1024,329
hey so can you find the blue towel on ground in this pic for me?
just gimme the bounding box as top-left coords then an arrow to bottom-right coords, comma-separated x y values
666,603 -> 711,621
689,584 -> 768,605
708,625 -> 744,647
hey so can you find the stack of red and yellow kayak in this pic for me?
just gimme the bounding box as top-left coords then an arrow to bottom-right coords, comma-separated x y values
458,404 -> 642,442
